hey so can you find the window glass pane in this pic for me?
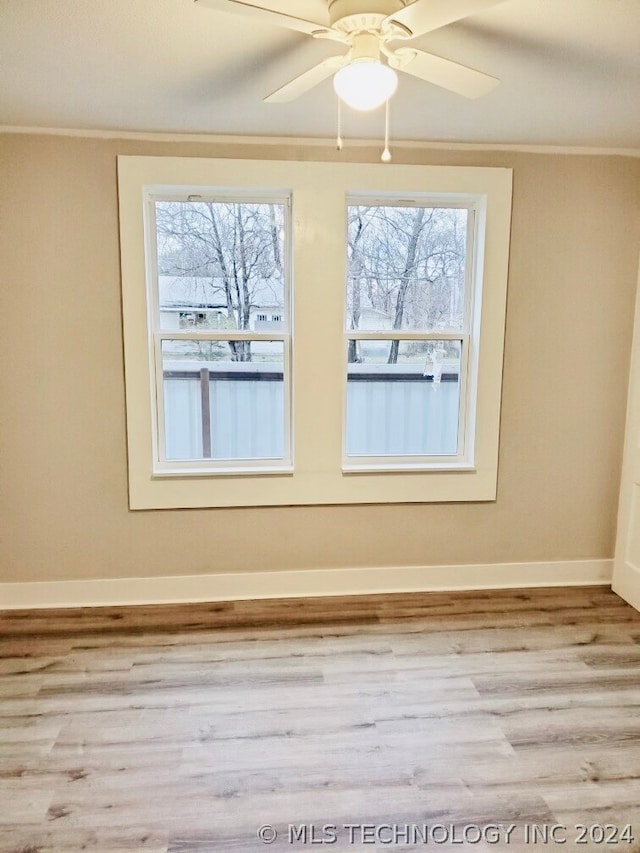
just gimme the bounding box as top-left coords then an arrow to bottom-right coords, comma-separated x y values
161,340 -> 285,462
345,340 -> 462,457
155,201 -> 286,332
347,205 -> 467,333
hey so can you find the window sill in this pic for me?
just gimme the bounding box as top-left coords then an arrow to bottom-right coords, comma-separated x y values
152,464 -> 294,479
342,461 -> 476,474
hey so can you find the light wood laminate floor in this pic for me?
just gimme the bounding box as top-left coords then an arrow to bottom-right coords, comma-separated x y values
1,586 -> 640,852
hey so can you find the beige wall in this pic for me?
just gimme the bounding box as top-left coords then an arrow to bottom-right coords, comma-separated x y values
1,133 -> 639,584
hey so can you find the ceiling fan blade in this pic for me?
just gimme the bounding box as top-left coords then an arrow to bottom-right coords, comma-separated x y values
394,48 -> 499,98
194,0 -> 330,37
264,55 -> 347,103
386,0 -> 506,39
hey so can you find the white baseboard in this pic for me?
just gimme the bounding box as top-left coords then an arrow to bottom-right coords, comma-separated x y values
612,563 -> 640,612
0,559 -> 613,611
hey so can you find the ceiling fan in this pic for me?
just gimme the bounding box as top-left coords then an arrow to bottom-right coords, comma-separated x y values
194,0 -> 506,111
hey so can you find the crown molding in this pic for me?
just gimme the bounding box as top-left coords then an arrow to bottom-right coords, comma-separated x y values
2,125 -> 639,158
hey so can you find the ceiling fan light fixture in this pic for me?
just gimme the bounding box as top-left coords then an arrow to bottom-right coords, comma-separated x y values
333,59 -> 398,111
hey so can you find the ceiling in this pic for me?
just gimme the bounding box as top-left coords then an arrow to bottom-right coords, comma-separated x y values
1,0 -> 639,149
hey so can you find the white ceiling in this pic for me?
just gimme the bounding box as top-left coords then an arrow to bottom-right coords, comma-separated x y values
1,0 -> 639,148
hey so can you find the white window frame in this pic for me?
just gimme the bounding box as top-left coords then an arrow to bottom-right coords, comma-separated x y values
145,189 -> 293,475
342,194 -> 480,472
118,157 -> 512,509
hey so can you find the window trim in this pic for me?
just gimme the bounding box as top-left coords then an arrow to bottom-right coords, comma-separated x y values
118,156 -> 512,509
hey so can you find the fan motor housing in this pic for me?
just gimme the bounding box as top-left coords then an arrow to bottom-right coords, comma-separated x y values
328,0 -> 407,32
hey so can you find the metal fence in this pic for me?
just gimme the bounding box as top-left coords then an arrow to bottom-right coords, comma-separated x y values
163,365 -> 460,461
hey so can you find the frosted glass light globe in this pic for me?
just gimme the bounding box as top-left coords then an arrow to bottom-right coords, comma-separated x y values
333,60 -> 398,111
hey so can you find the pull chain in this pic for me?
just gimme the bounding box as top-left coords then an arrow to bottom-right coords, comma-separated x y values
381,98 -> 391,163
336,96 -> 343,151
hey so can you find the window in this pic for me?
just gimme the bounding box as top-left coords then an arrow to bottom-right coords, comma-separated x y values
118,157 -> 512,509
344,200 -> 473,469
149,195 -> 291,472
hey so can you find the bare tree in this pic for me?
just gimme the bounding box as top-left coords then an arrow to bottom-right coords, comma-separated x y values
346,204 -> 467,363
156,201 -> 284,362
347,208 -> 368,363
388,206 -> 427,364
158,199 -> 465,367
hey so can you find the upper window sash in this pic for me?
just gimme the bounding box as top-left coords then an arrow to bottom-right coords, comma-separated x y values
345,196 -> 479,337
144,191 -> 292,334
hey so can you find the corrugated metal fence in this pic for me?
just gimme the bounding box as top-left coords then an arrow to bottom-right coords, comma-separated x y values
163,365 -> 460,461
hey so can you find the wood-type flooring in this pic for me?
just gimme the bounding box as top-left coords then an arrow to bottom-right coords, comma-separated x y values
1,586 -> 639,852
